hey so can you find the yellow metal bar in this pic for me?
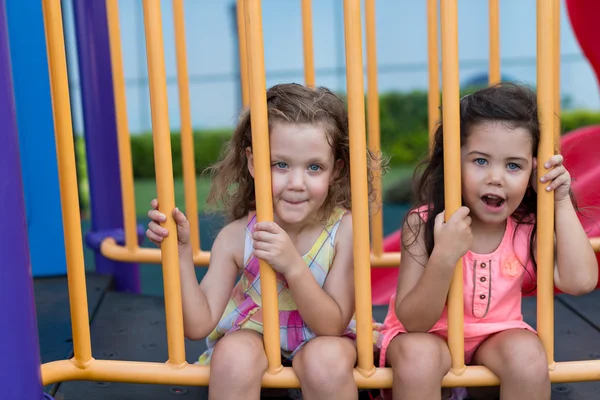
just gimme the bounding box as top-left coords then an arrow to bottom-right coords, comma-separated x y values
370,252 -> 399,267
106,0 -> 139,251
427,0 -> 440,146
173,0 -> 201,255
101,239 -> 209,264
365,0 -> 383,257
343,0 -> 375,376
440,0 -> 465,375
41,0 -> 93,368
244,0 -> 282,374
142,0 -> 185,367
41,358 -> 600,388
236,0 -> 250,108
591,237 -> 600,252
301,0 -> 316,87
102,237 -> 600,266
536,0 -> 556,367
101,238 -> 403,266
488,0 -> 500,85
554,0 -> 561,151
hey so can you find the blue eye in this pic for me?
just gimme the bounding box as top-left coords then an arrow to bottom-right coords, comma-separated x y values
274,162 -> 288,169
474,158 -> 487,166
308,164 -> 321,171
507,162 -> 521,170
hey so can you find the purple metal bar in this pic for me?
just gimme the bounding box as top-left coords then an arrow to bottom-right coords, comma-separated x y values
72,0 -> 141,292
0,1 -> 45,397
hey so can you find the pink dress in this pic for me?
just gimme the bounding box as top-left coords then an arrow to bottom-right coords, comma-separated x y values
379,207 -> 538,367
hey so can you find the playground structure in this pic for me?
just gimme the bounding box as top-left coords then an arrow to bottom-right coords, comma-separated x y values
2,0 -> 600,399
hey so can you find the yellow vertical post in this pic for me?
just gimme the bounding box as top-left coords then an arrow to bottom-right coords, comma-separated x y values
427,0 -> 440,147
236,0 -> 250,108
244,0 -> 283,374
142,0 -> 185,366
301,0 -> 316,87
106,0 -> 139,252
554,0 -> 561,151
42,0 -> 92,367
536,0 -> 556,368
365,0 -> 383,257
343,0 -> 375,376
440,0 -> 465,375
489,0 -> 500,85
173,0 -> 201,256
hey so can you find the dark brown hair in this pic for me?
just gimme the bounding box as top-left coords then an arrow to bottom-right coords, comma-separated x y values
204,83 -> 383,222
406,83 -> 541,270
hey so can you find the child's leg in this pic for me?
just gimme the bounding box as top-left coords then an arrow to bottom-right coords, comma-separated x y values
292,336 -> 358,400
468,329 -> 550,400
209,329 -> 267,400
385,332 -> 451,400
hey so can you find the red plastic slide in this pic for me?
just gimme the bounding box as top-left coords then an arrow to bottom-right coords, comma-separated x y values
566,0 -> 600,93
372,127 -> 600,305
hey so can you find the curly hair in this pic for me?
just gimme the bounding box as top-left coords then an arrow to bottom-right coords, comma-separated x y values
204,83 -> 383,222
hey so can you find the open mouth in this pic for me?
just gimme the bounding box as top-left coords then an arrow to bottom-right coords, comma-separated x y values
481,194 -> 505,208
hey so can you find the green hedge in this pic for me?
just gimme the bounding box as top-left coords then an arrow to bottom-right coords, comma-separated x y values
75,135 -> 90,214
378,91 -> 430,165
560,110 -> 600,133
75,91 -> 600,181
377,90 -> 600,167
110,108 -> 600,177
130,129 -> 232,178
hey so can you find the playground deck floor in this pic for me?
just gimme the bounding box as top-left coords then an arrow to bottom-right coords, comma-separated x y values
35,273 -> 600,400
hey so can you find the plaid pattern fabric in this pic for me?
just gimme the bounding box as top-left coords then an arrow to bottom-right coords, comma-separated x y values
198,207 -> 381,364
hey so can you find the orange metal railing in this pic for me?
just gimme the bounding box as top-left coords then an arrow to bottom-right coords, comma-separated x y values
344,0 -> 376,374
537,0 -> 557,366
236,0 -> 250,109
301,0 -> 315,87
106,0 -> 138,255
365,0 -> 383,260
173,0 -> 202,260
244,0 -> 282,373
489,0 -> 500,85
98,0 -> 399,268
142,0 -> 187,366
42,0 -> 93,370
101,0 -> 210,265
427,0 -> 440,145
440,0 -> 466,374
39,0 -> 600,391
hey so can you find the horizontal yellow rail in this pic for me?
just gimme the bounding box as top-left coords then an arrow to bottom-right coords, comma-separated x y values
41,358 -> 600,388
101,237 -> 600,266
592,237 -> 600,252
100,237 -> 404,267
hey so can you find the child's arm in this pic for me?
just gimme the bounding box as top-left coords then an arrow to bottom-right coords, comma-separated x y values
192,219 -> 245,337
147,201 -> 242,340
292,213 -> 355,336
537,155 -> 598,295
252,214 -> 355,336
395,207 -> 472,332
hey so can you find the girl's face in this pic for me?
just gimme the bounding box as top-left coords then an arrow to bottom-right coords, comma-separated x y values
461,121 -> 534,227
247,122 -> 341,228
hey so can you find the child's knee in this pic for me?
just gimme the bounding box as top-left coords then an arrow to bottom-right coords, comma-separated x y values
504,339 -> 549,382
388,334 -> 450,381
293,337 -> 356,388
210,331 -> 267,382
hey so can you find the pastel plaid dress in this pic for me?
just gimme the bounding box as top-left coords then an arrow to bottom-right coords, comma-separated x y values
198,207 -> 381,364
